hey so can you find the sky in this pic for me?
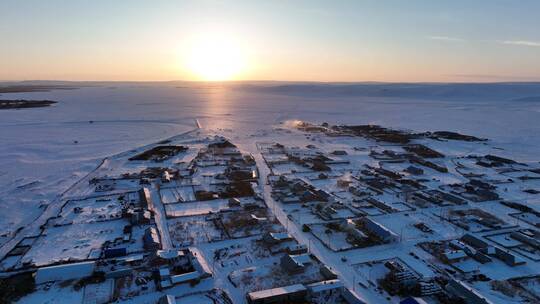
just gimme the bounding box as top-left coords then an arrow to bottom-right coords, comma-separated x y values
1,0 -> 540,82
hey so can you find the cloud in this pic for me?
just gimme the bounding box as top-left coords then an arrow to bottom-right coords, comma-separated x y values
499,40 -> 540,47
428,36 -> 464,42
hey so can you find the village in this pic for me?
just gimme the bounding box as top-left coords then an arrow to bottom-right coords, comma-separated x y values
1,121 -> 540,304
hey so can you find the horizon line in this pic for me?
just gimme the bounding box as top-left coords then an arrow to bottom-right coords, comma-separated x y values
2,79 -> 540,85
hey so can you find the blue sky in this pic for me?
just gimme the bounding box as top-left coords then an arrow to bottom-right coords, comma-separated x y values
1,0 -> 539,81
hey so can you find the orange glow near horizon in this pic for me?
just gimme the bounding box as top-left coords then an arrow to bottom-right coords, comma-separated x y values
183,32 -> 249,81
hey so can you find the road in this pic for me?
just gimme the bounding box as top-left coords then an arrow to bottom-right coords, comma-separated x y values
148,184 -> 173,250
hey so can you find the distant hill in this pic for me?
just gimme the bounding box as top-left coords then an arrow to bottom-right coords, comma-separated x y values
511,96 -> 540,102
232,82 -> 540,102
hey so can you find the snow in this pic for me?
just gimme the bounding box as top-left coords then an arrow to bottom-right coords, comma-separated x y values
16,282 -> 84,304
2,81 -> 540,303
165,199 -> 230,217
22,221 -> 125,266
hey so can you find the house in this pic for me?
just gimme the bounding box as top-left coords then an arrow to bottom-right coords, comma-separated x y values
510,232 -> 540,249
405,166 -> 423,175
170,271 -> 200,285
461,234 -> 489,249
121,254 -> 144,265
344,219 -> 369,241
105,268 -> 133,279
156,249 -> 187,264
138,187 -> 152,209
247,284 -> 307,304
281,196 -> 301,204
384,260 -> 420,290
360,217 -> 399,243
158,295 -> 177,304
494,247 -> 526,266
320,265 -> 339,280
281,253 -> 313,274
263,232 -> 293,245
400,297 -> 429,304
103,247 -> 127,259
441,250 -> 468,264
331,150 -> 348,156
158,267 -> 171,280
229,197 -> 260,209
287,244 -> 308,255
143,227 -> 161,250
307,279 -> 343,298
34,261 -> 96,284
446,279 -> 494,304
130,210 -> 151,225
337,179 -> 352,188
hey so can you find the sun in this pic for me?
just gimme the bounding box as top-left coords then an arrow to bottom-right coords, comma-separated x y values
185,34 -> 247,81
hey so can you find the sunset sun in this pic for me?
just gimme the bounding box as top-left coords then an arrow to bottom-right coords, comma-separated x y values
185,34 -> 247,81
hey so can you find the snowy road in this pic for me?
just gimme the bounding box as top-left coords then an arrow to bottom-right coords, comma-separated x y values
148,184 -> 173,250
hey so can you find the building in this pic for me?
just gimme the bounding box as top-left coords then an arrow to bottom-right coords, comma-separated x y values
138,187 -> 152,209
344,219 -> 369,241
158,295 -> 177,304
143,227 -> 161,250
281,253 -> 313,274
156,249 -> 186,263
307,279 -> 344,298
129,210 -> 151,225
170,271 -> 200,285
446,279 -> 494,304
103,247 -> 127,259
405,166 -> 424,175
384,260 -> 420,291
461,234 -> 489,249
158,267 -> 171,280
287,244 -> 308,255
34,261 -> 96,284
400,297 -> 429,304
320,265 -> 339,280
247,284 -> 307,304
331,150 -> 348,156
494,247 -> 526,266
441,250 -> 468,264
263,232 -> 293,245
337,179 -> 352,188
360,217 -> 399,243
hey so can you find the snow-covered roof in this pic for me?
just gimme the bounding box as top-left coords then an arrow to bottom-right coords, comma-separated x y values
35,261 -> 96,284
269,232 -> 291,240
170,271 -> 200,284
157,249 -> 184,260
443,250 -> 467,260
248,284 -> 307,300
290,253 -> 312,266
306,279 -> 343,293
122,254 -> 144,263
159,267 -> 170,277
